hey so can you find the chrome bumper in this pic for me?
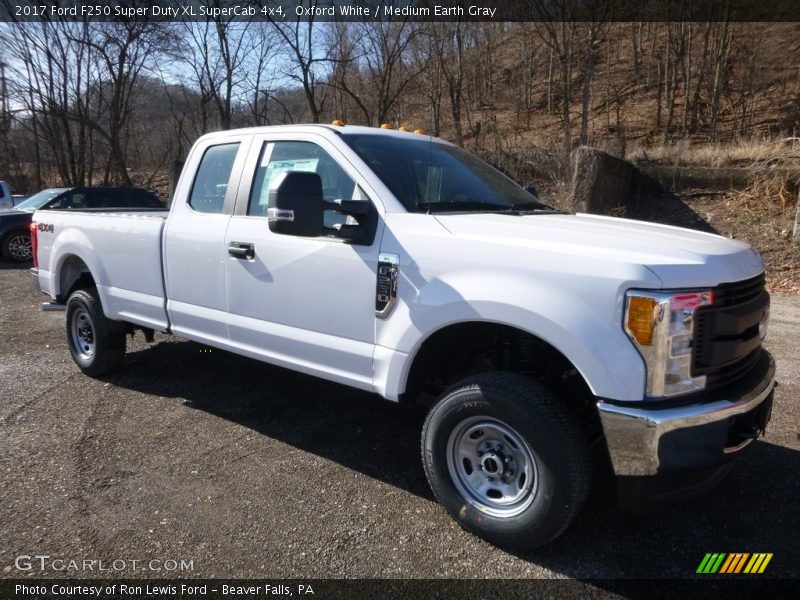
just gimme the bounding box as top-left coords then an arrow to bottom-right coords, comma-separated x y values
598,351 -> 776,477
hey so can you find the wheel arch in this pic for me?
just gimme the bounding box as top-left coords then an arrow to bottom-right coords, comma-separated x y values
1,225 -> 30,240
56,254 -> 96,302
400,320 -> 595,405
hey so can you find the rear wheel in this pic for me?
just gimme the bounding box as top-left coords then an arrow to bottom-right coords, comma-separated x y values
422,372 -> 590,550
2,231 -> 32,262
66,288 -> 126,377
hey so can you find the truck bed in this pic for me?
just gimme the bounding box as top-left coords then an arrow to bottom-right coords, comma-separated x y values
35,209 -> 170,331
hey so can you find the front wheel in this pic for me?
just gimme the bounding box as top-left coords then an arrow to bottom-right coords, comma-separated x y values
2,231 -> 32,262
66,288 -> 127,377
421,372 -> 590,550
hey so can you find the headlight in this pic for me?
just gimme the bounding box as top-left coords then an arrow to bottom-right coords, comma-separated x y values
624,289 -> 714,398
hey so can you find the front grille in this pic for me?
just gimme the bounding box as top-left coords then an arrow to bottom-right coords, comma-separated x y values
705,348 -> 761,389
693,274 -> 767,391
712,273 -> 765,307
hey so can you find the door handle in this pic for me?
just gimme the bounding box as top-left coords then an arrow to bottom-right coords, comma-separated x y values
228,242 -> 255,260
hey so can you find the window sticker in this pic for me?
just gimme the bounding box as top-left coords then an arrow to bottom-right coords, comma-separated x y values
258,158 -> 320,206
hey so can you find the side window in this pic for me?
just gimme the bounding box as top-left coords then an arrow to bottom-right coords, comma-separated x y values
189,143 -> 240,214
248,141 -> 362,231
88,191 -> 112,208
53,192 -> 87,209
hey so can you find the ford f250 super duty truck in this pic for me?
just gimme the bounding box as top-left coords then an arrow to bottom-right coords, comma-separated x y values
32,124 -> 775,549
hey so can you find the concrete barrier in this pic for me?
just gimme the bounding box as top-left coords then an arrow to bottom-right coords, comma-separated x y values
569,147 -> 635,214
641,165 -> 800,193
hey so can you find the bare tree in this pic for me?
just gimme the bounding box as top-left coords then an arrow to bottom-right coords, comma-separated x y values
77,21 -> 172,184
269,9 -> 334,123
579,20 -> 609,145
531,1 -> 578,159
428,21 -> 467,145
709,17 -> 733,139
178,9 -> 258,132
3,19 -> 97,184
243,22 -> 279,126
332,19 -> 426,126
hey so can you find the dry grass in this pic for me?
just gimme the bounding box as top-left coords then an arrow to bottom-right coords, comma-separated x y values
627,138 -> 800,168
688,176 -> 800,294
733,175 -> 798,210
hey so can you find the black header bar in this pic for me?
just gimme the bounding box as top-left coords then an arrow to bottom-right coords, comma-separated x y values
2,0 -> 800,23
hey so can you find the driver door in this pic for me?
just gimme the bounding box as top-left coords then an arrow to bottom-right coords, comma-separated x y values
223,135 -> 384,391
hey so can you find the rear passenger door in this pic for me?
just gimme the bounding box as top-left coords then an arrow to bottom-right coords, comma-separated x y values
163,136 -> 251,347
223,134 -> 383,391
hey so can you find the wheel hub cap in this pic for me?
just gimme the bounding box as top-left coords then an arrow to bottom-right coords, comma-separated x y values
70,309 -> 95,360
8,235 -> 32,260
446,417 -> 538,518
480,453 -> 502,475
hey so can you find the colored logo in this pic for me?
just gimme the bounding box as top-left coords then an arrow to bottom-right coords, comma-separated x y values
697,553 -> 773,574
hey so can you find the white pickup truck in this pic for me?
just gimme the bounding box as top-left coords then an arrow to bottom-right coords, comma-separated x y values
32,125 -> 775,549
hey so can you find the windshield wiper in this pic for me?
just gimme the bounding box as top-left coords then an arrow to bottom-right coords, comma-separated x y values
416,200 -> 513,213
501,202 -> 564,214
416,200 -> 565,215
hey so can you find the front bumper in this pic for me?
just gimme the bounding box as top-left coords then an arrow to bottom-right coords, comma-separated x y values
597,349 -> 775,509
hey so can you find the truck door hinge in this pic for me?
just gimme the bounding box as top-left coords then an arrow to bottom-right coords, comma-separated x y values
375,253 -> 399,318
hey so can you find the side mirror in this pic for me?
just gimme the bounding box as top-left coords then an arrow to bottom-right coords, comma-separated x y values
268,171 -> 324,237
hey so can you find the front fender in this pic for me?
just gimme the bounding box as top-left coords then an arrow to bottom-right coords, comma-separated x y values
375,270 -> 647,402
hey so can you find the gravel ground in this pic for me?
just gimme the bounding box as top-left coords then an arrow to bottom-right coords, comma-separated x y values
0,264 -> 798,580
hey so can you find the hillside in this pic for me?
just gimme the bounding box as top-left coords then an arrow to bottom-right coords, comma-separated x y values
401,23 -> 800,162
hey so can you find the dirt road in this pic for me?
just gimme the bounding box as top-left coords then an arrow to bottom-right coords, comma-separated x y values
1,264 -> 798,579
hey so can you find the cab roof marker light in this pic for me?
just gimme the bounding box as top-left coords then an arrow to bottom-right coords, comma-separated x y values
331,119 -> 346,126
380,123 -> 392,129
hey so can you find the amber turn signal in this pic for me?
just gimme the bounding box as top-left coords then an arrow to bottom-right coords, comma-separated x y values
626,296 -> 657,346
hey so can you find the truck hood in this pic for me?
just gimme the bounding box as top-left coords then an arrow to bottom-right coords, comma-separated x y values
0,209 -> 31,218
434,212 -> 764,288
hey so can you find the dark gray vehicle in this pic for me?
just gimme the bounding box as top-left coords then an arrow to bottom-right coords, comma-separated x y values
1,187 -> 163,262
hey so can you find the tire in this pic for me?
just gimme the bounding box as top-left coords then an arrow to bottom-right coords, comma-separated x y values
421,372 -> 590,550
2,230 -> 32,262
65,288 -> 127,377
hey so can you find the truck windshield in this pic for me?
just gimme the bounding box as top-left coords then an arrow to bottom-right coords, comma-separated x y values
13,189 -> 66,211
342,134 -> 552,214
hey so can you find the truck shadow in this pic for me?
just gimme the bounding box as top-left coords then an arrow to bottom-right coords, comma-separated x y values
513,439 -> 800,578
626,190 -> 719,235
115,339 -> 799,578
0,261 -> 32,270
116,339 -> 435,501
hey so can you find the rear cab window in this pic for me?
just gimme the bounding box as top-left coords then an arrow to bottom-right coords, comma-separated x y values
189,143 -> 241,214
